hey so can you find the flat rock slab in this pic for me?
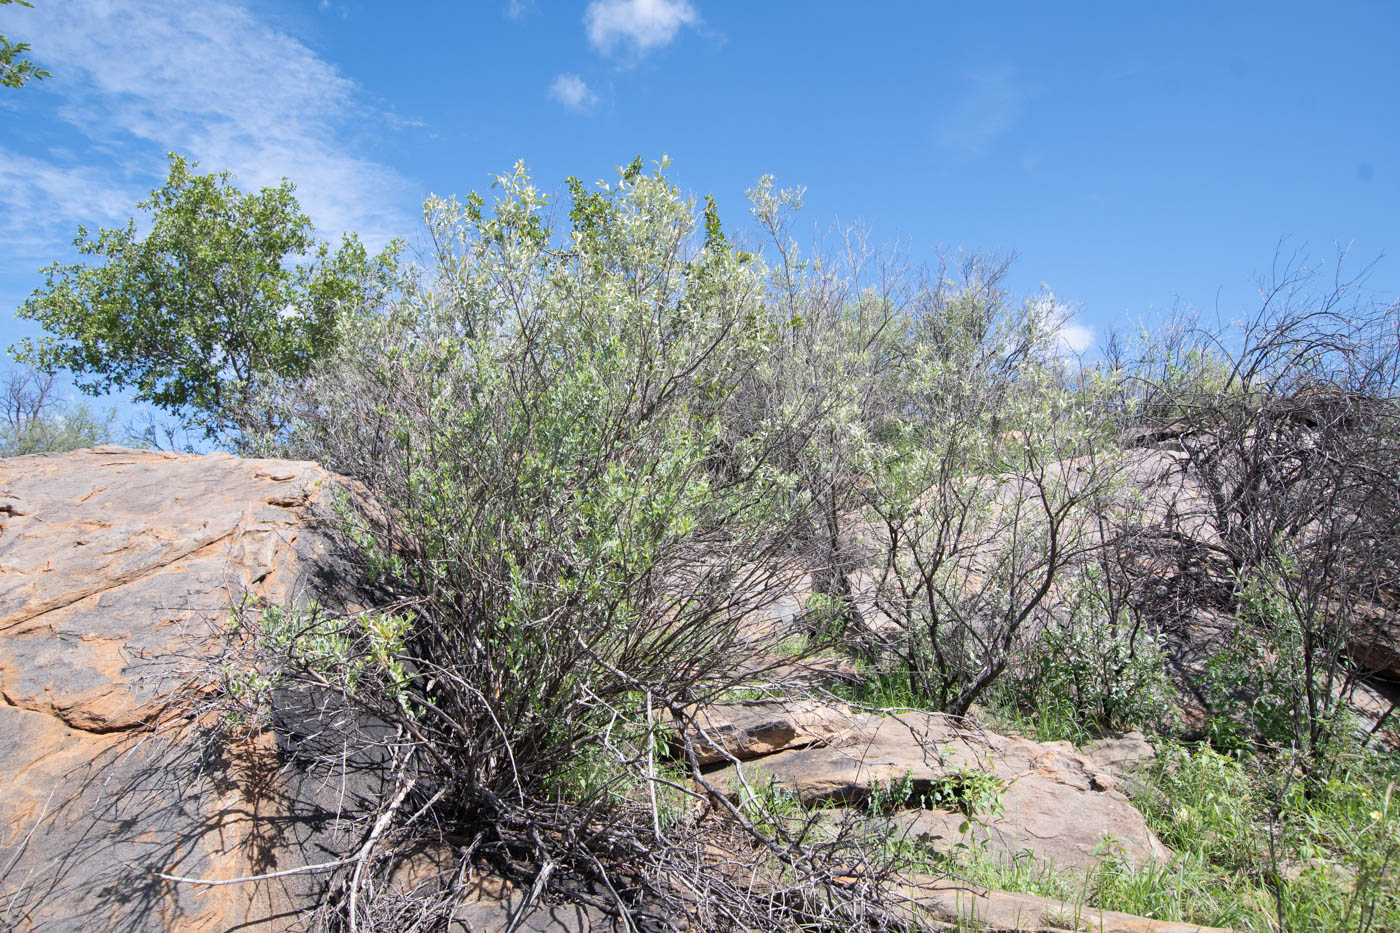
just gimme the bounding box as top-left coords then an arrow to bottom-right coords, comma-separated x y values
0,447 -> 372,931
706,712 -> 1167,871
677,699 -> 860,765
883,781 -> 1168,873
896,876 -> 1232,932
1083,732 -> 1157,776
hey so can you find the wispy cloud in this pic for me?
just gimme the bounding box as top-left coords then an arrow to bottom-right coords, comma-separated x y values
937,67 -> 1023,157
504,0 -> 534,19
584,0 -> 698,57
0,153 -> 143,268
549,73 -> 598,112
0,0 -> 414,276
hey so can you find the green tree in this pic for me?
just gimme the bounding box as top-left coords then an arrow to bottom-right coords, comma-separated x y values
0,0 -> 49,89
12,154 -> 400,447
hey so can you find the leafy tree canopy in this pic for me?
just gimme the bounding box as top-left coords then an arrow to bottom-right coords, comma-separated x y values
12,154 -> 401,444
0,0 -> 49,89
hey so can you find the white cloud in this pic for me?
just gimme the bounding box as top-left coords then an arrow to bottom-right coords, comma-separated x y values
1029,290 -> 1094,357
1,0 -> 414,274
1056,321 -> 1095,356
584,0 -> 698,57
549,73 -> 598,111
937,67 -> 1022,157
504,0 -> 534,19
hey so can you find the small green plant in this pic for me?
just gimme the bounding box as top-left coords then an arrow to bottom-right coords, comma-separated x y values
1139,744 -> 1261,871
865,766 -> 1004,826
220,599 -> 414,723
836,666 -> 922,710
802,590 -> 852,647
923,767 -> 1006,822
546,708 -> 694,832
867,769 -> 918,815
1130,743 -> 1400,931
943,847 -> 1078,901
1193,566 -> 1369,777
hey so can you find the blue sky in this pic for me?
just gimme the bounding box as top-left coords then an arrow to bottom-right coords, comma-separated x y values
2,0 -> 1398,414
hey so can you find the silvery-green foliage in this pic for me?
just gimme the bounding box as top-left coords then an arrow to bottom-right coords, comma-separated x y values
262,158 -> 804,806
0,400 -> 114,456
855,286 -> 1120,717
702,180 -> 1118,715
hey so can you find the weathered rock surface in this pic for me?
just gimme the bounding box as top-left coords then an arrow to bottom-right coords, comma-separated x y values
895,875 -> 1231,932
0,447 -> 373,931
701,708 -> 1168,871
1347,600 -> 1400,681
1080,731 -> 1158,796
678,699 -> 859,765
1082,732 -> 1156,776
0,446 -> 1227,932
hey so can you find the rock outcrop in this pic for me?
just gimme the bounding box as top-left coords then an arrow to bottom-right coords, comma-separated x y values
686,704 -> 1169,872
0,447 -> 371,931
681,699 -> 859,765
0,447 -> 1223,932
894,876 -> 1232,932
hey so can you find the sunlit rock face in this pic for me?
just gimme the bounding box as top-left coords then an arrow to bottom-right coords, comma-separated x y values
0,447 -> 374,932
688,702 -> 1169,872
